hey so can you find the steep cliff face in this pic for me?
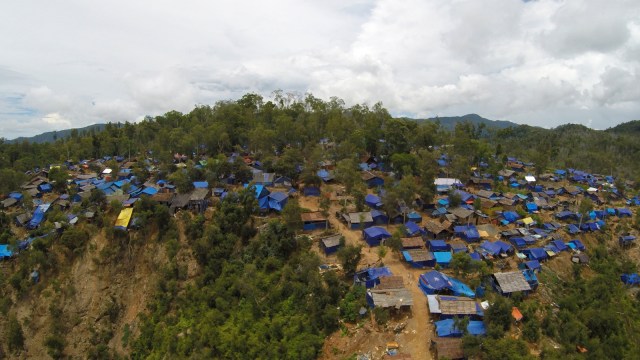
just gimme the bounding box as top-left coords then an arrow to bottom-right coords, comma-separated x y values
0,216 -> 198,359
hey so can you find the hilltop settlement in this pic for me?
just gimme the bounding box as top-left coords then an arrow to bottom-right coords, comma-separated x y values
1,97 -> 640,359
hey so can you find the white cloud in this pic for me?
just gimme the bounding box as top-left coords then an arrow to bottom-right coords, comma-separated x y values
1,0 -> 640,139
42,113 -> 72,127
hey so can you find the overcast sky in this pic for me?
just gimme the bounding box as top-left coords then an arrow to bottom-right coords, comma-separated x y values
1,0 -> 639,139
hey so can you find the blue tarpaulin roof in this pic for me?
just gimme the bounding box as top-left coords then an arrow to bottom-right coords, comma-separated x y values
434,251 -> 452,265
525,260 -> 541,271
567,224 -> 580,234
503,211 -> 520,223
364,227 -> 391,239
617,208 -> 633,217
621,273 -> 640,285
429,240 -> 449,251
193,181 -> 209,188
569,239 -> 585,251
523,248 -> 547,261
28,203 -> 50,229
405,221 -> 423,236
510,237 -> 526,248
365,194 -> 382,208
551,240 -> 568,252
267,192 -> 288,211
449,277 -> 475,298
141,187 -> 157,195
355,267 -> 392,288
557,211 -> 576,219
0,244 -> 13,259
9,192 -> 23,200
407,211 -> 422,221
480,240 -> 512,256
435,319 -> 486,337
419,271 -> 452,291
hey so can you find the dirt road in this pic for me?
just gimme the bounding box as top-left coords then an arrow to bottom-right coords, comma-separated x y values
302,195 -> 432,360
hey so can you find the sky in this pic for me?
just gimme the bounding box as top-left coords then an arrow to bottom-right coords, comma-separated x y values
1,0 -> 640,139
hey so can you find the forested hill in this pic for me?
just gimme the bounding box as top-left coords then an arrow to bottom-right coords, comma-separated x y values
10,113 -> 515,144
1,92 -> 640,359
607,119 -> 640,134
403,113 -> 520,131
7,123 -> 106,144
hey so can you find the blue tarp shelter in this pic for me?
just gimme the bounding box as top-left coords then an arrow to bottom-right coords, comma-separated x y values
617,208 -> 633,218
267,192 -> 288,211
509,237 -> 527,249
28,203 -> 50,229
407,211 -> 422,223
317,169 -> 333,182
621,273 -> 640,286
0,244 -> 13,259
141,187 -> 157,196
522,248 -> 548,261
551,240 -> 568,252
249,184 -> 270,200
620,235 -> 637,246
502,211 -> 520,223
38,183 -> 53,193
9,192 -> 23,200
454,225 -> 480,242
556,211 -> 577,220
419,271 -> 451,294
428,240 -> 450,252
419,271 -> 474,297
435,319 -> 486,337
567,224 -> 580,234
363,227 -> 391,246
434,252 -> 452,267
193,181 -> 208,189
370,209 -> 388,224
303,186 -> 321,196
526,203 -> 538,213
320,235 -> 341,255
402,250 -> 435,268
405,221 -> 424,236
568,239 -> 585,251
449,278 -> 475,297
363,173 -> 384,187
524,260 -> 541,272
365,194 -> 382,208
480,240 -> 512,256
354,267 -> 392,288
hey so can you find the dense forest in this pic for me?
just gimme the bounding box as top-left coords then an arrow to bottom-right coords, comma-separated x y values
1,92 -> 640,359
1,92 -> 640,194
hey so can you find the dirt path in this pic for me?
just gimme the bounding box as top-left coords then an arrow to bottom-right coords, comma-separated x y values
312,198 -> 432,359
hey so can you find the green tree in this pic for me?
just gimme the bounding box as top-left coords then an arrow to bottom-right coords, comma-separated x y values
334,158 -> 361,193
485,296 -> 512,335
169,169 -> 193,193
282,198 -> 303,231
377,245 -> 388,264
6,314 -> 25,353
48,167 -> 69,193
448,191 -> 462,208
337,245 -> 362,276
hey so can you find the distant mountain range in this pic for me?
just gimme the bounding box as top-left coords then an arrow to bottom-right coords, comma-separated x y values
7,123 -> 106,144
402,113 -> 520,131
